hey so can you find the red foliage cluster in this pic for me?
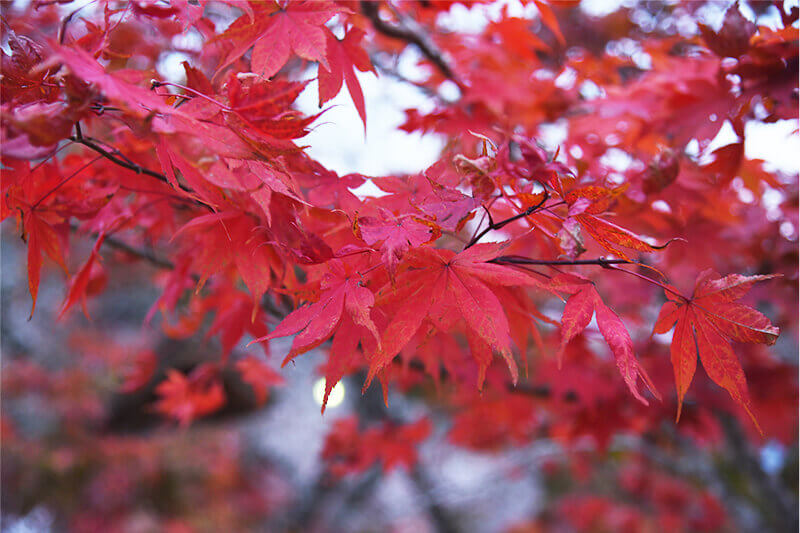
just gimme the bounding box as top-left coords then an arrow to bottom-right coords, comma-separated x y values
1,0 -> 797,530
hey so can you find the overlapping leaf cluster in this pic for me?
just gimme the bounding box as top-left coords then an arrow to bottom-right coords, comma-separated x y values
1,1 -> 796,512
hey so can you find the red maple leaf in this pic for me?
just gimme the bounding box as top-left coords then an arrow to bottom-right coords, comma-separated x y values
212,1 -> 340,79
250,260 -> 381,365
318,27 -> 375,129
153,364 -> 226,426
354,207 -> 439,278
119,350 -> 158,393
653,270 -> 780,432
554,273 -> 661,406
235,355 -> 284,405
367,242 -> 548,388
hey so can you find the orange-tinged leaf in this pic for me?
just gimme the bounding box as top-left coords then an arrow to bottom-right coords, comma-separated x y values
576,214 -> 676,261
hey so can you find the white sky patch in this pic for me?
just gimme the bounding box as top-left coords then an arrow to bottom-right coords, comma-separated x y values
652,200 -> 671,214
296,69 -> 445,177
349,179 -> 389,199
438,0 -> 532,33
600,147 -> 634,172
745,120 -> 800,175
581,0 -> 628,18
537,120 -> 568,153
705,120 -> 740,152
156,51 -> 191,83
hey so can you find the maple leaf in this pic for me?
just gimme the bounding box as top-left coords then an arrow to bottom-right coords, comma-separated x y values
250,261 -> 381,365
533,0 -> 565,46
653,270 -> 780,431
23,211 -> 68,317
235,355 -> 284,405
226,76 -> 318,140
58,233 -> 107,320
354,207 -> 439,278
119,350 -> 158,393
205,289 -> 270,358
52,44 -> 182,118
554,273 -> 661,406
698,4 -> 756,59
318,27 -> 375,130
371,418 -> 432,472
172,212 -> 282,302
563,187 -> 677,262
321,417 -> 431,476
153,364 -> 226,426
367,243 -> 548,388
212,1 -> 339,79
318,315 -> 375,413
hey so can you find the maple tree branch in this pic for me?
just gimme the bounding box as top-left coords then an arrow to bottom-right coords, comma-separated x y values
31,154 -> 102,209
68,220 -> 175,270
360,1 -> 461,86
69,223 -> 291,320
510,382 -> 578,402
604,264 -> 688,301
70,133 -> 170,185
70,126 -> 213,211
717,412 -> 798,532
103,233 -> 176,271
464,191 -> 550,249
490,256 -> 630,267
150,80 -> 233,111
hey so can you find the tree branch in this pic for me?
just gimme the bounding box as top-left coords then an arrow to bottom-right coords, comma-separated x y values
717,413 -> 798,533
361,1 -> 461,86
71,134 -> 169,185
464,191 -> 550,249
490,255 -> 630,267
100,230 -> 176,270
69,126 -> 211,210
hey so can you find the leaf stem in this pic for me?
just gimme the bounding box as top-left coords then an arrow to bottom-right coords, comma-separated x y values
31,155 -> 102,209
604,264 -> 688,301
150,80 -> 233,111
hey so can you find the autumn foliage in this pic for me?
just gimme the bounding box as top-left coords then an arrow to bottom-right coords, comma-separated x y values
1,0 -> 798,531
